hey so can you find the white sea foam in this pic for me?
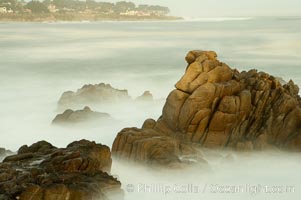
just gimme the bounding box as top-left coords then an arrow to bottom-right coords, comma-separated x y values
183,17 -> 254,22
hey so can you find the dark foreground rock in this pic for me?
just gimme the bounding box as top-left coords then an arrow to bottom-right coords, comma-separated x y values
52,106 -> 111,125
0,140 -> 123,200
112,50 -> 301,166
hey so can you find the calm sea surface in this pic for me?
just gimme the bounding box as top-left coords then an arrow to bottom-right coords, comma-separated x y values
0,17 -> 301,148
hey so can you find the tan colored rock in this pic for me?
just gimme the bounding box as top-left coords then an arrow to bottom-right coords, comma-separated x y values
112,50 -> 301,167
20,185 -> 43,200
142,118 -> 156,129
0,140 -> 123,200
52,106 -> 111,125
113,128 -> 194,167
176,62 -> 203,92
162,89 -> 189,131
185,50 -> 217,64
57,83 -> 131,110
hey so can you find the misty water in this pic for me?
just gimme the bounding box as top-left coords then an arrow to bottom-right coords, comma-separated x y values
1,17 -> 301,199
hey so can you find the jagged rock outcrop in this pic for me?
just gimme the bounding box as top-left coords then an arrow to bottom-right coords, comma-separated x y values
58,83 -> 131,110
136,91 -> 154,101
112,50 -> 301,165
0,140 -> 123,200
52,106 -> 111,125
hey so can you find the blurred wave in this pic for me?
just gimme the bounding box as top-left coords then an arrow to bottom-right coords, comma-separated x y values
183,17 -> 254,22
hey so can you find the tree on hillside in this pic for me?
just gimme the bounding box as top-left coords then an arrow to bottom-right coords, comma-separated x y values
42,0 -> 52,6
96,2 -> 114,13
86,0 -> 97,9
52,0 -> 85,11
25,1 -> 49,14
114,1 -> 135,13
149,5 -> 170,14
0,0 -> 18,10
138,4 -> 169,14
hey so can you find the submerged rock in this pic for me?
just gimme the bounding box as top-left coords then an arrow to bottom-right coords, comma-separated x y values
136,91 -> 154,101
58,83 -> 131,110
0,140 -> 123,200
112,50 -> 301,166
52,106 -> 111,125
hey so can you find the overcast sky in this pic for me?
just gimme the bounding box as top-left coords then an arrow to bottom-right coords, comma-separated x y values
106,0 -> 301,17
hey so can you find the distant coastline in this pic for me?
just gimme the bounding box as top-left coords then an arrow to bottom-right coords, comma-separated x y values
0,13 -> 182,22
0,0 -> 182,22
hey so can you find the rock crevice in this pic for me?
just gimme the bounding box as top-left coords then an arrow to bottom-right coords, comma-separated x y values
0,140 -> 123,200
112,50 -> 301,165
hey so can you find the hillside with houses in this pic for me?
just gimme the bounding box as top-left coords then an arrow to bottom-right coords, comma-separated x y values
0,0 -> 180,21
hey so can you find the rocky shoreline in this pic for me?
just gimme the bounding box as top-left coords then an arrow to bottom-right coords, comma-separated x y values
52,106 -> 112,125
112,50 -> 301,166
0,14 -> 182,23
57,83 -> 154,111
0,140 -> 123,200
1,50 -> 301,199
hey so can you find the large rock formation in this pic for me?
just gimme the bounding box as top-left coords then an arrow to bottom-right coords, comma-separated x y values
112,50 -> 301,165
58,83 -> 131,110
0,140 -> 123,200
52,106 -> 111,125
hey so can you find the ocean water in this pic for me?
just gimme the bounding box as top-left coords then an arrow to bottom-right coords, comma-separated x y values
0,17 -> 301,200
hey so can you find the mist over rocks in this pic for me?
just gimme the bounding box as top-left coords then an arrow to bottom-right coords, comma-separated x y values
52,106 -> 111,125
112,50 -> 301,166
136,91 -> 154,101
58,83 -> 131,110
0,140 -> 123,200
0,148 -> 13,162
57,83 -> 155,111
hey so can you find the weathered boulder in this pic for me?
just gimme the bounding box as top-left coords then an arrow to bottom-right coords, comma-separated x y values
52,106 -> 111,125
112,50 -> 301,166
113,126 -> 203,168
0,140 -> 123,200
58,83 -> 131,110
142,118 -> 156,129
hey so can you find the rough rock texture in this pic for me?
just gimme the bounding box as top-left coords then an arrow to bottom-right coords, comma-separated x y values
0,140 -> 123,200
58,83 -> 131,110
52,106 -> 111,125
112,50 -> 301,165
136,91 -> 154,101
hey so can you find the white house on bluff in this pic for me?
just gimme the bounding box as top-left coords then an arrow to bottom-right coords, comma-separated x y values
0,7 -> 7,13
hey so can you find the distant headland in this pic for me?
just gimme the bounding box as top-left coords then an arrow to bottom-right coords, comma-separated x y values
0,0 -> 182,22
